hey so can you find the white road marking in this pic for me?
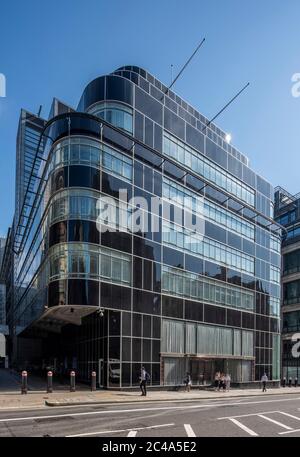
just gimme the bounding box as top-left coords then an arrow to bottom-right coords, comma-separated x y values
218,410 -> 279,420
228,418 -> 258,437
1,396 -> 300,423
257,414 -> 293,430
127,431 -> 137,437
184,424 -> 196,437
67,423 -> 174,437
278,411 -> 300,421
279,428 -> 300,435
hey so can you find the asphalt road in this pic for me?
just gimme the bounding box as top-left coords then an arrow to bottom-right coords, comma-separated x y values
1,393 -> 300,437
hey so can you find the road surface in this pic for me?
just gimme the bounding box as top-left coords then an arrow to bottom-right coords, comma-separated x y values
1,392 -> 300,437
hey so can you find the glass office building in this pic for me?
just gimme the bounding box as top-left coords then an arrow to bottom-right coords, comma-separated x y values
275,187 -> 300,379
6,66 -> 281,387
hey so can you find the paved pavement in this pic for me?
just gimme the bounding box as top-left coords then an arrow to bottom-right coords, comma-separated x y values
1,393 -> 300,437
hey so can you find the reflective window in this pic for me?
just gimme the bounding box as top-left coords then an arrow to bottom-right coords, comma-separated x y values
49,136 -> 133,182
163,177 -> 255,240
270,233 -> 281,253
49,243 -> 131,286
270,265 -> 280,284
161,265 -> 254,311
162,220 -> 254,275
88,102 -> 133,133
163,132 -> 255,206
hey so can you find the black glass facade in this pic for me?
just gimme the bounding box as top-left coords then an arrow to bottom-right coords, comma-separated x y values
6,66 -> 281,388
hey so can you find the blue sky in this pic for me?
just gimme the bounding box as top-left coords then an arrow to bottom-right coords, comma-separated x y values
0,0 -> 300,236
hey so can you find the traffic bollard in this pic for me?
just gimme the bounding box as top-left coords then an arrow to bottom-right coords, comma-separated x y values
47,371 -> 53,393
70,371 -> 76,392
91,371 -> 96,391
21,370 -> 28,394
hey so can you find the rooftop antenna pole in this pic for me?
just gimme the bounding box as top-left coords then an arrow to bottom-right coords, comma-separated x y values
171,64 -> 174,87
129,37 -> 206,151
164,37 -> 206,96
202,82 -> 250,133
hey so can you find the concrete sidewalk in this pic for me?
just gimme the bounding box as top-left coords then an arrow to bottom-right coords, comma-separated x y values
0,386 -> 299,410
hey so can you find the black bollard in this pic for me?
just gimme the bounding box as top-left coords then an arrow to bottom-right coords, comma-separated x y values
70,371 -> 76,392
21,371 -> 28,394
47,371 -> 53,393
91,371 -> 97,391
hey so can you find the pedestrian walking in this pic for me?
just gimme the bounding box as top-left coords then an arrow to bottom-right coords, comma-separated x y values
221,373 -> 226,391
184,372 -> 192,392
282,377 -> 286,387
214,372 -> 220,391
261,373 -> 268,392
225,373 -> 231,392
295,377 -> 298,387
289,377 -> 292,387
139,366 -> 150,396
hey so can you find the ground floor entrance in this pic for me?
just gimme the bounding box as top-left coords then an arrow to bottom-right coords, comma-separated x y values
163,356 -> 254,385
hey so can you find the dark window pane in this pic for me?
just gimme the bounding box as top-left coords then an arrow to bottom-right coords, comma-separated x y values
152,317 -> 161,339
142,339 -> 151,362
185,255 -> 204,275
122,338 -> 131,361
133,236 -> 161,262
101,172 -> 132,200
135,86 -> 162,124
132,338 -> 142,361
109,337 -> 120,360
133,256 -> 143,289
143,315 -> 151,338
227,269 -> 242,286
132,313 -> 142,337
226,309 -> 242,327
204,261 -> 226,281
133,290 -> 161,315
152,340 -> 160,362
48,280 -> 66,307
106,75 -> 133,105
122,312 -> 131,336
109,310 -> 120,336
162,296 -> 183,319
101,231 -> 132,254
163,246 -> 183,269
51,167 -> 68,192
204,304 -> 226,325
49,221 -> 67,247
68,220 -> 99,244
164,107 -> 185,139
184,300 -> 203,322
68,279 -> 99,307
243,312 -> 255,329
121,363 -> 131,386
